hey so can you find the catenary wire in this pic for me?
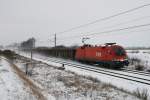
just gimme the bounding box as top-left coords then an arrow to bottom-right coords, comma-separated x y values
56,23 -> 150,43
55,3 -> 150,35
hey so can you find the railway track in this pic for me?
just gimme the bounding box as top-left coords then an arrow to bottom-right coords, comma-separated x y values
121,68 -> 150,76
20,55 -> 150,86
38,55 -> 150,76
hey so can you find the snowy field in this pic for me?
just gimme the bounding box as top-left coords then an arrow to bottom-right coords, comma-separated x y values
14,53 -> 145,100
127,49 -> 150,72
0,56 -> 36,100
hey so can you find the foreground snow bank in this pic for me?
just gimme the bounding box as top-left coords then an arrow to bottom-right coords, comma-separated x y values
15,55 -> 142,100
0,57 -> 36,100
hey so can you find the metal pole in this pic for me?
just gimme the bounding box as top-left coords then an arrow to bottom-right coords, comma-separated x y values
26,63 -> 28,75
31,48 -> 32,61
54,34 -> 56,47
30,46 -> 33,76
30,38 -> 35,76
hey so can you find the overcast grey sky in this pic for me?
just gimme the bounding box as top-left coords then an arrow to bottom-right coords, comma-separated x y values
0,0 -> 150,47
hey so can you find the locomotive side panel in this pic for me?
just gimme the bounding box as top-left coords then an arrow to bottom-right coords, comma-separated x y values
75,45 -> 129,68
84,47 -> 105,62
76,47 -> 112,62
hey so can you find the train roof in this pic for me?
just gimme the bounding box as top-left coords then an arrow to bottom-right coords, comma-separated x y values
81,43 -> 118,48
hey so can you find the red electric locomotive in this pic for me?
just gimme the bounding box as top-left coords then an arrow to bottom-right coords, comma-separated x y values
75,43 -> 129,68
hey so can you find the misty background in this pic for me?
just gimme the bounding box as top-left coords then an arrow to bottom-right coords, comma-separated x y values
0,0 -> 150,47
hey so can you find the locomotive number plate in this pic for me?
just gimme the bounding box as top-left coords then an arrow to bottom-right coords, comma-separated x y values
96,52 -> 101,57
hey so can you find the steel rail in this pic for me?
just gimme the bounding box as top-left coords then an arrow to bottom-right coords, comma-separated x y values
121,68 -> 150,76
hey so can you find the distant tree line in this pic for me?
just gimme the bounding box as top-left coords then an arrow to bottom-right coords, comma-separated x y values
20,38 -> 36,49
126,47 -> 150,50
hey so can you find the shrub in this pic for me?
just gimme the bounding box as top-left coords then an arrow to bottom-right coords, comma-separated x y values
2,50 -> 16,60
133,89 -> 148,100
86,76 -> 100,83
135,64 -> 144,71
0,50 -> 2,54
129,58 -> 141,65
130,50 -> 139,53
147,69 -> 150,73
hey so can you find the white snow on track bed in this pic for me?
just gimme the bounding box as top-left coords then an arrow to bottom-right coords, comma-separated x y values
0,57 -> 36,100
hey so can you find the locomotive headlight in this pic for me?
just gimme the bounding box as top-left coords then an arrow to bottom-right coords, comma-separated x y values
113,58 -> 117,61
113,58 -> 124,61
119,59 -> 124,61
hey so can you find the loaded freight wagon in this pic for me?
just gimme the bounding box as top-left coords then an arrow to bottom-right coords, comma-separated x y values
35,47 -> 76,60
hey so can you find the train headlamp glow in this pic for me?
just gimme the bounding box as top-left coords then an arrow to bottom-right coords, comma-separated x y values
113,58 -> 124,61
119,59 -> 124,61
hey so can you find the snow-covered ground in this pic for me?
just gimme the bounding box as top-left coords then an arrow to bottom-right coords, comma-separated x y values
127,49 -> 150,71
14,52 -> 147,100
0,56 -> 36,100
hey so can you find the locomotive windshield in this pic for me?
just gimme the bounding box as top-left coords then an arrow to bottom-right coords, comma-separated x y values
114,47 -> 125,56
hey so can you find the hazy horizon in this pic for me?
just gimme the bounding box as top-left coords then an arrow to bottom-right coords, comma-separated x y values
0,0 -> 150,47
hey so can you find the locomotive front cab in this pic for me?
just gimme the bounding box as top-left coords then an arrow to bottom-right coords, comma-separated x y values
112,46 -> 129,66
114,47 -> 126,56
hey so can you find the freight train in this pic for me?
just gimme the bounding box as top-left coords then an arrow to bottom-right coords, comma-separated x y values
35,43 -> 129,69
